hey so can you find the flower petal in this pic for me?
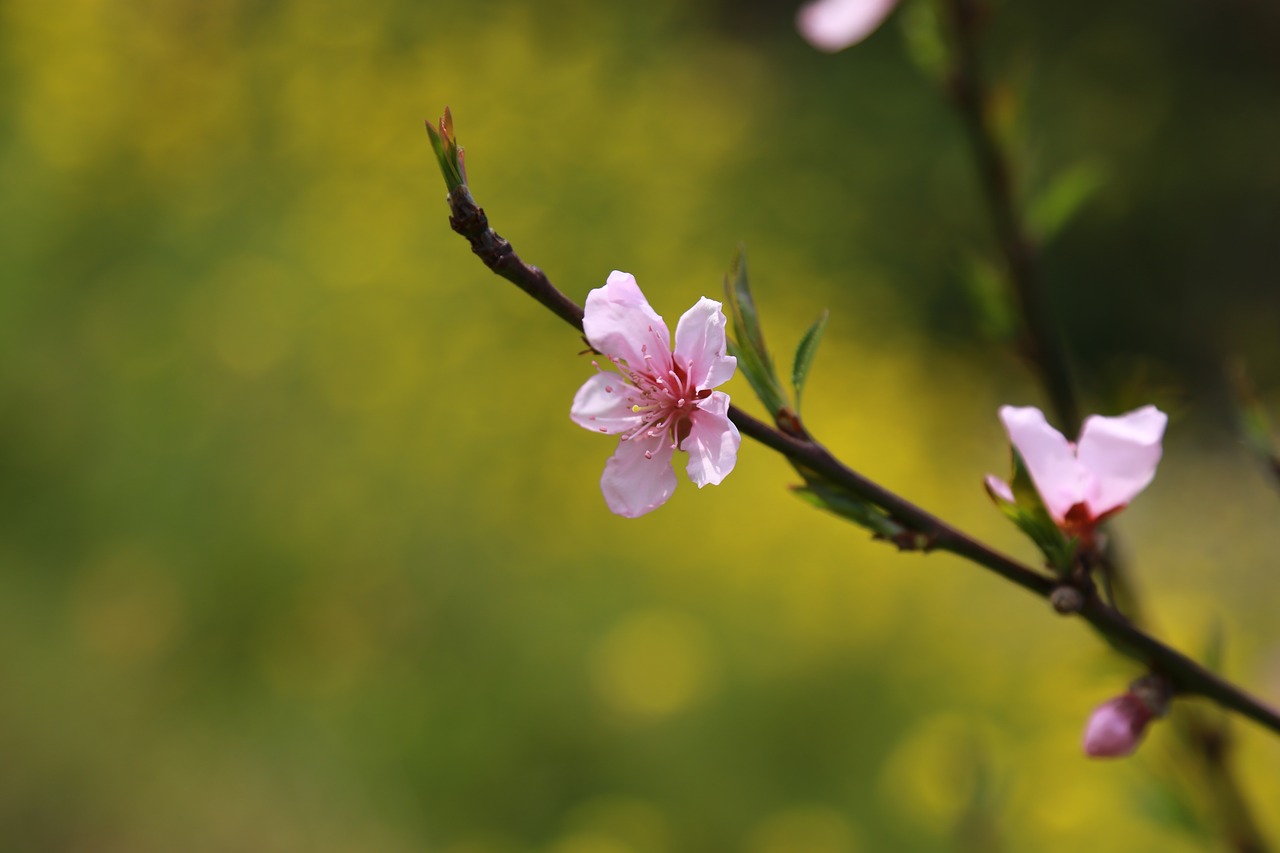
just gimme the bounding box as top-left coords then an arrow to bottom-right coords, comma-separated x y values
999,405 -> 1087,521
796,0 -> 899,52
571,373 -> 642,435
583,271 -> 672,371
1083,694 -> 1151,759
674,296 -> 736,391
681,391 -> 740,487
1076,405 -> 1167,517
984,474 -> 1015,505
600,432 -> 678,518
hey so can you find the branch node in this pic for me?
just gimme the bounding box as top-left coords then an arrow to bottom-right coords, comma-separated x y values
1049,584 -> 1084,614
883,528 -> 938,552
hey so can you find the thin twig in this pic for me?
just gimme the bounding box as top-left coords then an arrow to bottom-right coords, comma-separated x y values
439,182 -> 1280,739
942,0 -> 1080,432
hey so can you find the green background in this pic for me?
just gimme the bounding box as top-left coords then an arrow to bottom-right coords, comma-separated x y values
2,0 -> 1279,850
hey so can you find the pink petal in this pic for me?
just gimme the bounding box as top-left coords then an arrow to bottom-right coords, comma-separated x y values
681,392 -> 740,487
1075,406 -> 1167,517
600,432 -> 678,518
999,405 -> 1088,522
570,373 -> 642,435
984,474 -> 1015,505
673,296 -> 736,391
796,0 -> 899,52
583,271 -> 671,372
1082,694 -> 1150,758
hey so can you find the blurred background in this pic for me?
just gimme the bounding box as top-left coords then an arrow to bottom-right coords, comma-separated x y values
2,0 -> 1279,850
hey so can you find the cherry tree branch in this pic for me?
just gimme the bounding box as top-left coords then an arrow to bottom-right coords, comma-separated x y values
436,180 -> 1280,739
942,0 -> 1080,433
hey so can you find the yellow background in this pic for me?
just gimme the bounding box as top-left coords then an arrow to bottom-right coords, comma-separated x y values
1,0 -> 1278,850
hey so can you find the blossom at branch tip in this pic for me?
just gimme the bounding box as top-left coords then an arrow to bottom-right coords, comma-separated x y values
571,271 -> 740,518
796,0 -> 900,52
989,404 -> 1167,534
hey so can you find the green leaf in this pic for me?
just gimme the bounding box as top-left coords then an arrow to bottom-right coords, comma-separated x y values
722,246 -> 790,417
1027,162 -> 1105,243
723,245 -> 768,361
1238,393 -> 1277,460
899,0 -> 946,82
987,451 -> 1076,574
961,254 -> 1017,342
727,338 -> 788,419
1004,450 -> 1077,574
425,107 -> 466,192
1241,404 -> 1275,457
1228,362 -> 1280,480
792,308 -> 829,413
793,480 -> 909,544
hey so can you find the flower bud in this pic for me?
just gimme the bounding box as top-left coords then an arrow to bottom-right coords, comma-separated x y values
1083,694 -> 1152,758
1082,677 -> 1170,759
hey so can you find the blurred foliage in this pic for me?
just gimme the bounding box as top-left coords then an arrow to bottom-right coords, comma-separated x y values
1,0 -> 1279,851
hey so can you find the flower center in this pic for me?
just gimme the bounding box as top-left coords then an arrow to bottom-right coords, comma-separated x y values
613,350 -> 707,453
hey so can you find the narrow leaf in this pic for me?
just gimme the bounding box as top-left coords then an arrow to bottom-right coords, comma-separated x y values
792,308 -> 829,412
727,339 -> 788,419
723,245 -> 790,417
1027,162 -> 1105,243
441,105 -> 455,142
725,245 -> 768,357
900,0 -> 946,81
1006,449 -> 1076,574
962,254 -> 1016,342
1231,364 -> 1277,457
425,109 -> 466,192
793,480 -> 907,542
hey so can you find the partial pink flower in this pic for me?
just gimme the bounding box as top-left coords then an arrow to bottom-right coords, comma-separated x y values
571,271 -> 740,518
1083,693 -> 1154,758
989,405 -> 1167,534
797,0 -> 900,52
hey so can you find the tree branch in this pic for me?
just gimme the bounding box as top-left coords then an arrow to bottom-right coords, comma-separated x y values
438,180 -> 1280,739
942,0 -> 1080,433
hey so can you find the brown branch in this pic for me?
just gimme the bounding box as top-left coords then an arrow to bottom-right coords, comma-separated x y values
446,185 -> 586,331
438,181 -> 1280,740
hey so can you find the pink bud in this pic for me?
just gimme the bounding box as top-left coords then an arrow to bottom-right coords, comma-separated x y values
1082,693 -> 1155,758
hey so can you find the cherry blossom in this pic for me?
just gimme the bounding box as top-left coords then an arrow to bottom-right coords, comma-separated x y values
796,0 -> 900,52
571,271 -> 740,518
989,405 -> 1167,537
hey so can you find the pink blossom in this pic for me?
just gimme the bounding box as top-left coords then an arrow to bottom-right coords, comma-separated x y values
990,405 -> 1167,534
796,0 -> 900,52
571,271 -> 740,518
1082,693 -> 1156,758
